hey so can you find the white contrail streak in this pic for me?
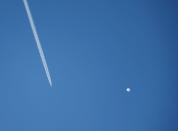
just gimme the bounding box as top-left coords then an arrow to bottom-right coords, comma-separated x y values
23,0 -> 52,87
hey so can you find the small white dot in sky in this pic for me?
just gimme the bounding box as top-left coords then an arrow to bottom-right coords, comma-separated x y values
126,88 -> 131,92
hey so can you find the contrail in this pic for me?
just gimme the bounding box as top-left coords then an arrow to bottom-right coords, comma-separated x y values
23,0 -> 52,87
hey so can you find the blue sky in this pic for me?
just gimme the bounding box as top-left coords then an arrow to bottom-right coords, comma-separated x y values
0,0 -> 178,131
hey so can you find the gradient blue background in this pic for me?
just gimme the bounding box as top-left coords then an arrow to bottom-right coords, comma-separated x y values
0,0 -> 178,131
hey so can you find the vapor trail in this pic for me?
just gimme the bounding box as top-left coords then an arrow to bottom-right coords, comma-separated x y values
23,0 -> 52,87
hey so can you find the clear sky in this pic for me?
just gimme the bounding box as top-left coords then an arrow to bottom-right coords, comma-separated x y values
0,0 -> 178,131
